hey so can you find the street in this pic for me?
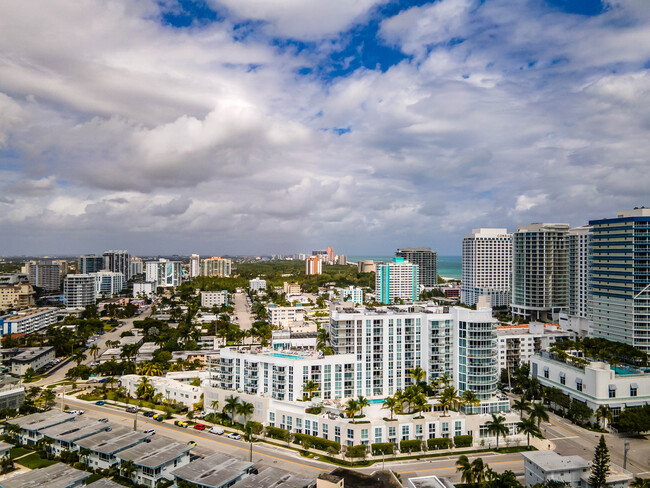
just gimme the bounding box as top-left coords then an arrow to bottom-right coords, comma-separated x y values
233,292 -> 253,331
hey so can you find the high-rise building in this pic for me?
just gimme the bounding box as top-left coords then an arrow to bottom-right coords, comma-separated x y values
95,271 -> 125,297
511,223 -> 570,322
190,254 -> 200,278
79,255 -> 104,274
567,225 -> 590,318
129,257 -> 143,278
64,274 -> 96,308
375,257 -> 418,304
200,257 -> 231,277
103,250 -> 130,281
311,250 -> 328,260
146,259 -> 182,288
23,260 -> 64,292
461,229 -> 512,307
336,255 -> 347,265
395,247 -> 437,287
589,208 -> 650,351
305,256 -> 322,275
249,278 -> 266,291
326,247 -> 335,263
357,260 -> 376,273
341,286 -> 363,304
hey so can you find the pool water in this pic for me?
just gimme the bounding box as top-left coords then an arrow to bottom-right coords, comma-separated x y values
367,398 -> 385,405
612,366 -> 640,376
266,353 -> 306,359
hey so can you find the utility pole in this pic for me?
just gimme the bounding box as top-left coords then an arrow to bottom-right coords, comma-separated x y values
623,440 -> 630,470
133,399 -> 139,431
61,387 -> 65,411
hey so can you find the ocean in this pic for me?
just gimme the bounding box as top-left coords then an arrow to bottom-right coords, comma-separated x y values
348,255 -> 462,280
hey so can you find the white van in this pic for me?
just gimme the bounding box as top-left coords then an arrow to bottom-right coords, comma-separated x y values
208,426 -> 224,435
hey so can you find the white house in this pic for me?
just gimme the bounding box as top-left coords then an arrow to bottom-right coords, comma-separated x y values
75,426 -> 149,470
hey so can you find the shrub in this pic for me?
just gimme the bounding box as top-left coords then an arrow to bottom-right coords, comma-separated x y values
454,435 -> 473,448
400,439 -> 422,453
294,433 -> 340,453
305,406 -> 323,415
371,442 -> 394,455
427,437 -> 452,450
345,444 -> 367,458
265,426 -> 290,442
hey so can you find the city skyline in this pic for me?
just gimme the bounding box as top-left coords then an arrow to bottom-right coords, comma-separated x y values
1,1 -> 649,255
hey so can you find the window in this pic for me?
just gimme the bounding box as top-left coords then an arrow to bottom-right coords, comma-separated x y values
560,373 -> 565,385
608,386 -> 616,398
543,367 -> 549,379
576,380 -> 583,392
630,385 -> 638,397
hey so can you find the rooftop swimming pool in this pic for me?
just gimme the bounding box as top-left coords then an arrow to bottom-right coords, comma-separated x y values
612,365 -> 641,376
266,352 -> 307,359
367,398 -> 385,405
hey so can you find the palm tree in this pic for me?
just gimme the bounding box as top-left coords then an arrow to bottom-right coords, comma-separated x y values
302,380 -> 319,400
137,362 -> 163,377
409,366 -> 426,385
356,396 -> 369,417
88,343 -> 100,363
485,414 -> 509,450
596,405 -> 613,431
437,373 -> 452,388
530,402 -> 549,429
73,351 -> 87,366
456,454 -> 475,485
136,377 -> 154,401
79,448 -> 91,466
471,457 -> 487,484
512,397 -> 531,420
412,394 -> 428,418
632,478 -> 650,488
40,389 -> 55,407
462,390 -> 481,413
344,399 -> 359,423
382,396 -> 398,420
224,395 -> 240,424
120,459 -> 137,480
518,417 -> 543,449
439,385 -> 461,415
210,400 -> 219,413
236,401 -> 255,426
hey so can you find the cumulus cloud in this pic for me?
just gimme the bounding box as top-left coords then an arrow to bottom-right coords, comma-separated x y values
0,0 -> 649,255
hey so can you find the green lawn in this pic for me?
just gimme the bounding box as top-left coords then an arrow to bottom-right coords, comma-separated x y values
15,452 -> 58,469
9,447 -> 32,458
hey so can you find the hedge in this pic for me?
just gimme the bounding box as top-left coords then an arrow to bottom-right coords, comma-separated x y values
454,435 -> 473,448
265,426 -> 290,441
345,444 -> 368,458
400,439 -> 422,453
294,433 -> 341,453
371,442 -> 394,455
427,437 -> 452,450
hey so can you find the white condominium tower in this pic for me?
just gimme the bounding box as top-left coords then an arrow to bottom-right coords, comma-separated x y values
103,250 -> 130,281
375,257 -> 418,304
567,225 -> 590,319
145,259 -> 182,288
511,223 -> 570,322
461,228 -> 512,307
190,254 -> 200,278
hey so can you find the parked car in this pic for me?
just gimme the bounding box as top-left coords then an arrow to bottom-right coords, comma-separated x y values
143,411 -> 155,417
67,410 -> 84,415
144,429 -> 155,435
126,406 -> 138,413
187,441 -> 196,447
193,424 -> 206,431
95,401 -> 105,406
98,418 -> 109,423
174,421 -> 188,428
98,378 -> 108,383
153,414 -> 164,422
226,433 -> 241,440
208,426 -> 224,435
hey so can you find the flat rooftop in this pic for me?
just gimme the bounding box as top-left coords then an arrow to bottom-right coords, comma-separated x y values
8,411 -> 73,431
76,426 -> 148,454
12,347 -> 54,363
409,475 -> 455,488
116,435 -> 192,468
86,479 -> 124,488
172,453 -> 253,487
38,417 -> 109,442
232,466 -> 313,488
0,462 -> 90,488
522,450 -> 590,472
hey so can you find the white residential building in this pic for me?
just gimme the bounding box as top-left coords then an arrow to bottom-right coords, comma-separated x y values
64,274 -> 96,308
120,374 -> 204,408
0,307 -> 57,336
200,291 -> 228,308
38,417 -> 110,456
11,347 -> 56,376
522,450 -> 632,488
375,257 -> 418,304
95,270 -> 125,297
189,254 -> 200,278
531,352 -> 650,415
568,225 -> 590,319
145,259 -> 182,288
341,286 -> 364,305
129,257 -> 144,278
461,228 -> 512,307
267,305 -> 308,326
496,323 -> 574,374
133,281 -> 156,299
249,277 -> 267,291
75,426 -> 149,470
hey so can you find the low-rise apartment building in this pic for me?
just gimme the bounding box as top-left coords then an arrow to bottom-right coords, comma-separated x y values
171,452 -> 254,488
0,307 -> 58,336
115,435 -> 193,487
0,462 -> 91,488
200,290 -> 228,308
0,281 -> 35,312
0,375 -> 25,410
283,282 -> 301,295
120,374 -> 203,408
267,305 -> 307,326
38,417 -> 110,456
75,426 -> 149,470
10,346 -> 56,376
530,352 -> 650,415
7,411 -> 75,445
249,278 -> 266,291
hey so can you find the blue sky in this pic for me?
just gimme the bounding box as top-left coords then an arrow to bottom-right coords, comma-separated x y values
0,0 -> 648,256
